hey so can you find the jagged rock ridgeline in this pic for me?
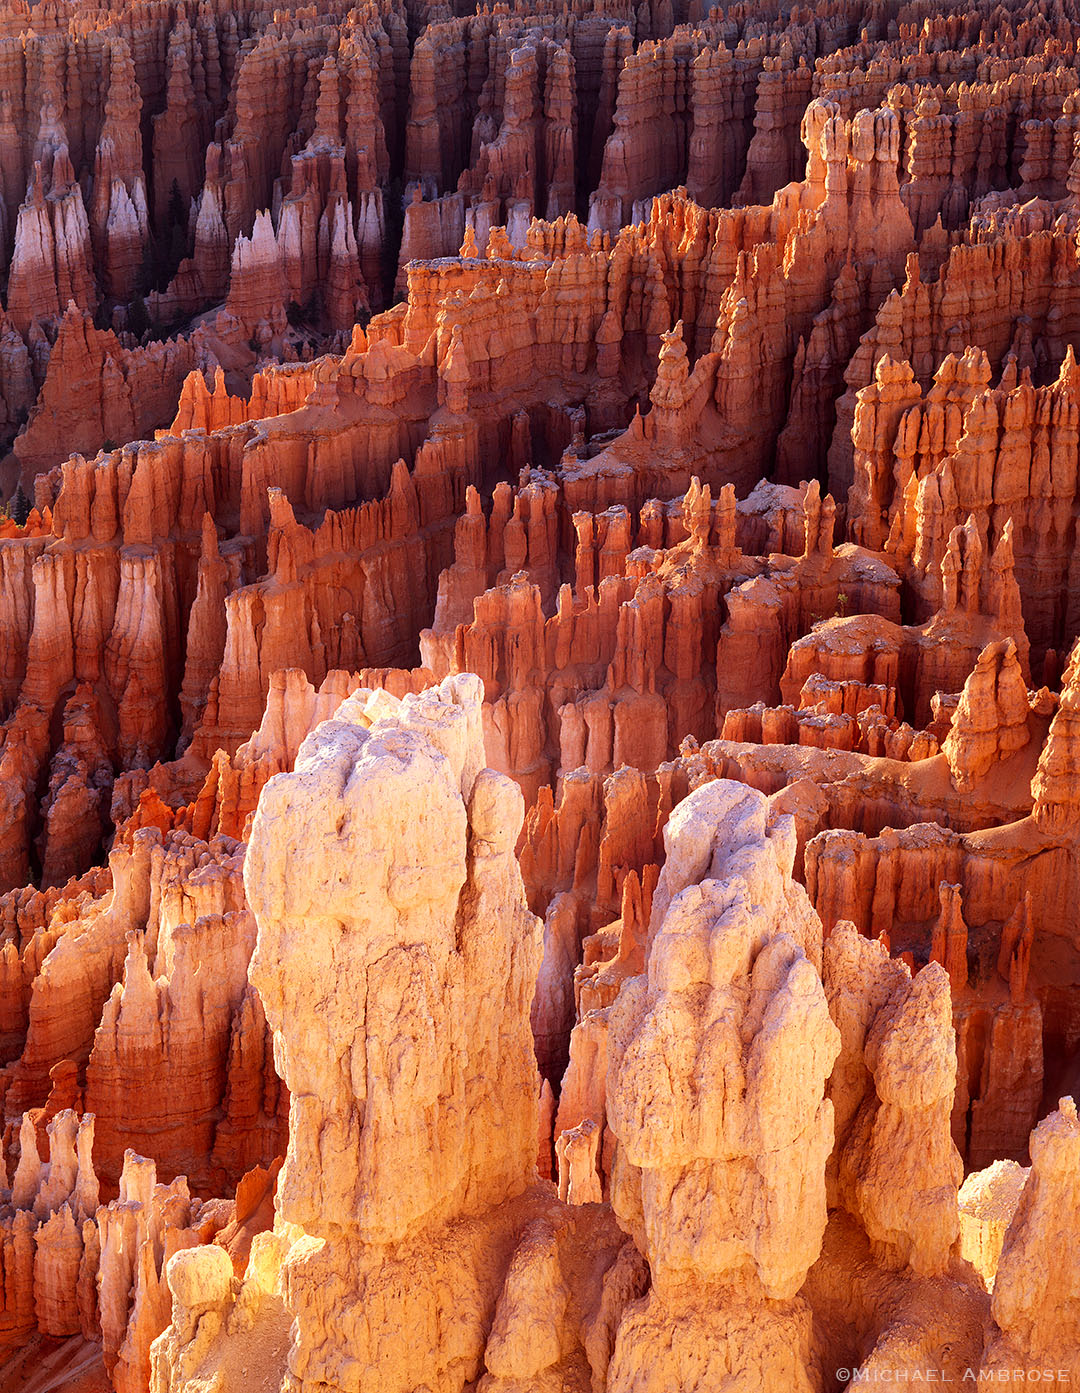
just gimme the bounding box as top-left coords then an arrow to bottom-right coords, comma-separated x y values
1,0 -> 1080,1384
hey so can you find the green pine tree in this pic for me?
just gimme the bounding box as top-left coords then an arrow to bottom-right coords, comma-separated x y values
10,483 -> 30,527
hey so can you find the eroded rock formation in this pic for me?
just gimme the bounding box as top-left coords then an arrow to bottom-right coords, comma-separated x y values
0,0 -> 1079,1383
